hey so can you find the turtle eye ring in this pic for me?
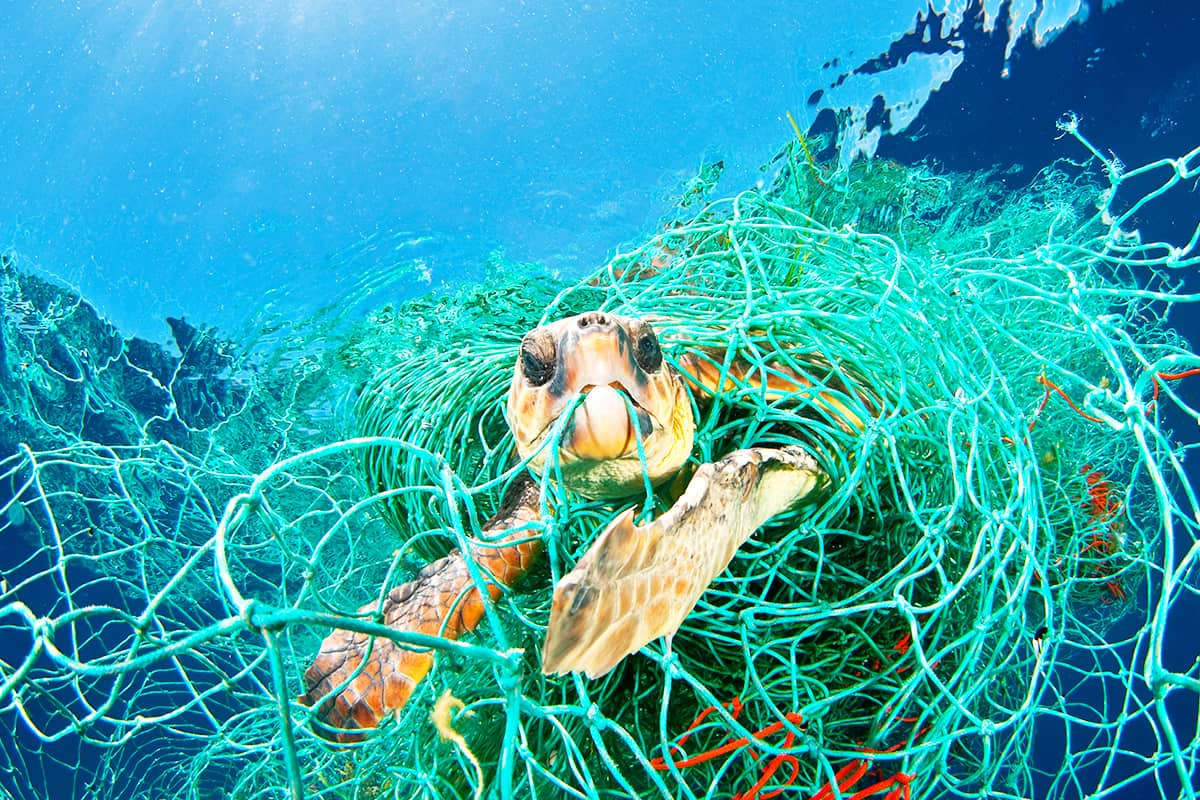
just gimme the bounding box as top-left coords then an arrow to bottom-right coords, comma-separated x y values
520,336 -> 556,386
633,327 -> 662,373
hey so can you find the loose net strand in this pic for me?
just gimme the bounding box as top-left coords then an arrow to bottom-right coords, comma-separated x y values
0,124 -> 1198,799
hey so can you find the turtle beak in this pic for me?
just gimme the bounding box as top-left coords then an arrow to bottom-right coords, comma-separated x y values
562,385 -> 653,461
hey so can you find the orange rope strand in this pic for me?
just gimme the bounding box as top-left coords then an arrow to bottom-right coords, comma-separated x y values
1035,375 -> 1105,424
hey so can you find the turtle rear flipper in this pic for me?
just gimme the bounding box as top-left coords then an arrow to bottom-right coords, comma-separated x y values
542,446 -> 823,678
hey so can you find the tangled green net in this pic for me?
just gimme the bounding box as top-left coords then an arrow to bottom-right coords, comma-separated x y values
1,121 -> 1198,800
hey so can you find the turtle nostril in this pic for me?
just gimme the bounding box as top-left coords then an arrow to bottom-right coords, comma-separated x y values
577,312 -> 610,329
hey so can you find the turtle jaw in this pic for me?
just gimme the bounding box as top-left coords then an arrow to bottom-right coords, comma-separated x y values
521,378 -> 693,500
552,382 -> 693,499
560,384 -> 653,462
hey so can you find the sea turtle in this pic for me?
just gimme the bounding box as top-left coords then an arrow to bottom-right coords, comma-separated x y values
301,310 -> 869,740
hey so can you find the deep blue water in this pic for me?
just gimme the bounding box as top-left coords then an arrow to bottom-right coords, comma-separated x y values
2,1 -> 1198,798
886,7 -> 1200,797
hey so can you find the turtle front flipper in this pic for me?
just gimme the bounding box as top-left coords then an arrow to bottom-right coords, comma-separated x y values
302,474 -> 542,741
541,446 -> 823,678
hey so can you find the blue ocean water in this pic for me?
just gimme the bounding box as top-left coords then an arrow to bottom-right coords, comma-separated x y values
1,1 -> 1198,798
14,1 -> 1189,344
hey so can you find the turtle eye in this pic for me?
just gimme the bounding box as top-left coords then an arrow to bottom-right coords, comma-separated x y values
633,327 -> 662,373
520,335 -> 556,387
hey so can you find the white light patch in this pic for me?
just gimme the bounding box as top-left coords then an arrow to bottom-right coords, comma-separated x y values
808,0 -> 1121,170
979,0 -> 1115,61
1033,0 -> 1090,46
817,49 -> 966,171
1001,0 -> 1040,63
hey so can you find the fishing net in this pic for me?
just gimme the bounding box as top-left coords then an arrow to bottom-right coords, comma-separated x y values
1,118 -> 1198,800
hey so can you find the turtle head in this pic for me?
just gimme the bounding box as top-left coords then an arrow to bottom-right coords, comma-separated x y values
506,312 -> 695,499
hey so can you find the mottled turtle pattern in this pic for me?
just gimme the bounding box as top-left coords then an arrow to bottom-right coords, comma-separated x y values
302,311 -> 863,740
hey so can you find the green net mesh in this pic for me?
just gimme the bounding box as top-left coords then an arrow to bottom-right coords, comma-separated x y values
2,120 -> 1198,799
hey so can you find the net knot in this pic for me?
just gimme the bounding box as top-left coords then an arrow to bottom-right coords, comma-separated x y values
240,598 -> 263,631
32,614 -> 52,643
